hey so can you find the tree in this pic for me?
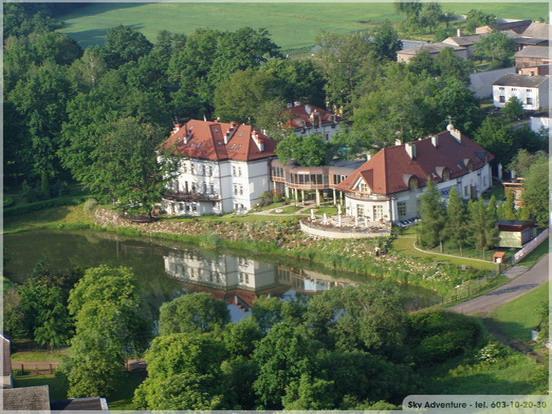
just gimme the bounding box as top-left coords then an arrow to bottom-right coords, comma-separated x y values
445,187 -> 468,254
523,157 -> 549,228
372,21 -> 403,61
29,31 -> 83,65
253,322 -> 320,409
418,180 -> 446,249
500,191 -> 518,220
65,117 -> 176,215
102,25 -> 153,69
474,32 -> 516,68
214,69 -> 280,123
283,373 -> 334,409
485,195 -> 500,249
502,96 -> 524,122
434,47 -> 474,84
315,31 -> 378,115
465,9 -> 496,33
134,333 -> 227,409
276,133 -> 335,166
68,47 -> 107,92
159,293 -> 230,335
66,266 -> 143,397
475,116 -> 517,165
419,3 -> 446,31
223,318 -> 263,357
435,77 -> 482,135
508,149 -> 547,177
468,199 -> 489,253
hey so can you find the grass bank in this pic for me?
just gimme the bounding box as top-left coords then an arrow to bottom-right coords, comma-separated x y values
488,282 -> 549,343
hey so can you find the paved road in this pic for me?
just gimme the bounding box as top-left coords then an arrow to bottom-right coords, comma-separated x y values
452,253 -> 549,315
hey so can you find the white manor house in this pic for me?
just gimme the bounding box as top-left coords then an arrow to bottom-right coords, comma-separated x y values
337,124 -> 494,224
160,119 -> 276,215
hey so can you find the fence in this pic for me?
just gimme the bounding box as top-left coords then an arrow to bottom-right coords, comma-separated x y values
513,228 -> 549,264
13,361 -> 59,375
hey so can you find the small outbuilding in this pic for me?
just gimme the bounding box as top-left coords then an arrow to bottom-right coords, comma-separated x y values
493,251 -> 507,264
497,220 -> 536,248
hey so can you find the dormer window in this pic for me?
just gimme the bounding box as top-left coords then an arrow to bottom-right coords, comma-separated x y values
409,176 -> 419,190
442,168 -> 450,181
359,182 -> 370,193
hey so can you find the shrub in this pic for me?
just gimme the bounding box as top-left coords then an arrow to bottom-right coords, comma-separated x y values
83,198 -> 98,214
407,311 -> 483,365
3,196 -> 15,208
476,341 -> 508,364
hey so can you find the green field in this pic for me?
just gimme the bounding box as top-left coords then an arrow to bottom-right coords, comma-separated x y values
490,282 -> 549,342
58,2 -> 548,51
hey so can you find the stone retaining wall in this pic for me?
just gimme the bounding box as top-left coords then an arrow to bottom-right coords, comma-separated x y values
299,220 -> 391,239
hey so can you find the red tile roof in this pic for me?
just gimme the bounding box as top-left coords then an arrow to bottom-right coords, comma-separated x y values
337,129 -> 494,195
161,119 -> 276,162
287,104 -> 338,129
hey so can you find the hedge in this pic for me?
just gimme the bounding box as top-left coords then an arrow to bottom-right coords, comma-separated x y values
3,196 -> 87,218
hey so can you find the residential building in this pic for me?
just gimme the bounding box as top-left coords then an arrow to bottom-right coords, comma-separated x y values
337,124 -> 493,224
442,32 -> 486,56
476,19 -> 532,34
160,119 -> 276,215
515,45 -> 550,68
469,66 -> 516,99
492,74 -> 549,110
285,102 -> 341,141
271,159 -> 364,206
397,43 -> 468,63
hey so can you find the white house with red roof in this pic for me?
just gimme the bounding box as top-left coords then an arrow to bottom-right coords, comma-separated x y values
160,119 -> 276,215
286,102 -> 341,141
337,123 -> 494,224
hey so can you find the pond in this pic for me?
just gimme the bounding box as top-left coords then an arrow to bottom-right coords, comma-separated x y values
3,230 -> 440,323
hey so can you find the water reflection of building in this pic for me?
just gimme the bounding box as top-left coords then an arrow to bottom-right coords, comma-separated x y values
163,251 -> 351,320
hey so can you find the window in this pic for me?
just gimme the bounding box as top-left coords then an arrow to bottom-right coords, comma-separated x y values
210,184 -> 215,194
202,182 -> 207,193
202,165 -> 206,176
358,182 -> 370,193
233,185 -> 239,195
356,205 -> 364,217
191,183 -> 197,192
373,205 -> 383,220
442,168 -> 450,181
398,202 -> 407,218
526,89 -> 532,93
191,163 -> 195,174
183,163 -> 188,173
238,167 -> 242,177
526,97 -> 533,105
499,96 -> 505,103
232,166 -> 236,176
464,186 -> 469,198
239,185 -> 243,196
208,166 -> 213,176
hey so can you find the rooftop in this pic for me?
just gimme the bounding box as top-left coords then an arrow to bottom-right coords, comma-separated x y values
493,73 -> 549,88
51,397 -> 107,411
3,385 -> 51,411
444,34 -> 485,47
398,43 -> 466,56
515,45 -> 550,59
521,22 -> 550,39
337,127 -> 493,196
287,103 -> 339,129
161,119 -> 276,162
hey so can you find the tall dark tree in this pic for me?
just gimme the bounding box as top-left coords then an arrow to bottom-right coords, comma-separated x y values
102,25 -> 153,69
445,187 -> 468,254
418,180 -> 446,249
372,21 -> 403,61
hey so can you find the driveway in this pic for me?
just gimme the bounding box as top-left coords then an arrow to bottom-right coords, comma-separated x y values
451,253 -> 549,315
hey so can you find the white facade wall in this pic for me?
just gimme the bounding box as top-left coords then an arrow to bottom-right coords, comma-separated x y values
295,123 -> 341,141
493,80 -> 549,110
469,67 -> 516,99
530,115 -> 551,132
344,164 -> 492,223
163,157 -> 272,216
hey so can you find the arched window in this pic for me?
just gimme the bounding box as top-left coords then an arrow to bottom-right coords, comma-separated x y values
466,160 -> 473,172
442,168 -> 450,181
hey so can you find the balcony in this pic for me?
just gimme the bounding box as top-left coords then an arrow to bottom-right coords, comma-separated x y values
346,192 -> 389,202
164,191 -> 221,202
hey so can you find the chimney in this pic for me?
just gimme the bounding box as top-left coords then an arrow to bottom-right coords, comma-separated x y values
447,122 -> 462,143
457,28 -> 461,37
405,142 -> 416,159
172,123 -> 181,134
252,130 -> 264,151
183,127 -> 193,145
431,135 -> 439,147
394,138 -> 402,146
365,151 -> 373,161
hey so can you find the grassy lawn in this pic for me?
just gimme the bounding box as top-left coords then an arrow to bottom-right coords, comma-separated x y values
58,3 -> 547,51
392,232 -> 498,272
518,239 -> 549,268
3,203 -> 95,234
489,282 -> 549,342
429,351 -> 548,394
13,371 -> 145,408
12,349 -> 69,363
14,373 -> 69,401
315,205 -> 338,216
